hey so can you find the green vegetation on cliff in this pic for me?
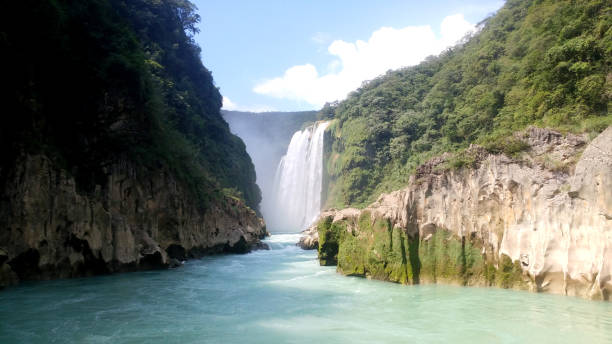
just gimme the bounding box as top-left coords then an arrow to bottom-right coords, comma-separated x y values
0,0 -> 260,210
317,216 -> 528,289
322,0 -> 611,208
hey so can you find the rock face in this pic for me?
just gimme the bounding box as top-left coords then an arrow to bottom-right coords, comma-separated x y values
309,126 -> 612,300
0,155 -> 268,288
297,226 -> 318,250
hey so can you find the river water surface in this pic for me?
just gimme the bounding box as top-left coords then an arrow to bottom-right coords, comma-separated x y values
1,234 -> 611,343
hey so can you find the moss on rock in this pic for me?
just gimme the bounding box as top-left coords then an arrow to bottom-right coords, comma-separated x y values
418,230 -> 488,285
334,214 -> 413,284
337,232 -> 367,276
317,216 -> 342,266
317,214 -> 529,290
492,254 -> 529,289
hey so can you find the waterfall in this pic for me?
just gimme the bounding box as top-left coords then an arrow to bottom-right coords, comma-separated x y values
266,121 -> 329,232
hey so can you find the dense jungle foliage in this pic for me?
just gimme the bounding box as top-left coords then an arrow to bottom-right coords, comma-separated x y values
322,0 -> 611,208
0,0 -> 260,210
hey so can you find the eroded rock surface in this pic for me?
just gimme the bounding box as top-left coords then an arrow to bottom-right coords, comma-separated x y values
297,226 -> 318,249
0,155 -> 268,288
307,126 -> 611,300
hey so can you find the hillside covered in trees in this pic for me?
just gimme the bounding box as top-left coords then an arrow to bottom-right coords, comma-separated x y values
322,0 -> 611,208
0,0 -> 260,210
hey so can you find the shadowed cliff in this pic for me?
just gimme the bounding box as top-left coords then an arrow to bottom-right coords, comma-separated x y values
0,0 -> 267,287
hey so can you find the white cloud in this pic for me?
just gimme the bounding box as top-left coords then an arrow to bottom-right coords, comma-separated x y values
440,14 -> 476,46
222,96 -> 239,110
222,96 -> 276,113
254,14 -> 475,107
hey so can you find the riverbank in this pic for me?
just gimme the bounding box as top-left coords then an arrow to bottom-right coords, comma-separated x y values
1,234 -> 610,343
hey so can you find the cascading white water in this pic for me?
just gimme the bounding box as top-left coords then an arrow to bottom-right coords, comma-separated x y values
266,121 -> 329,232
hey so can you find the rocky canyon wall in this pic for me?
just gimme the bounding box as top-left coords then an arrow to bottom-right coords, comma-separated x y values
0,155 -> 268,288
304,126 -> 611,300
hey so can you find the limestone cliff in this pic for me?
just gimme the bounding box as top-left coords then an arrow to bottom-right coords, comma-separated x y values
0,155 -> 268,288
306,126 -> 611,300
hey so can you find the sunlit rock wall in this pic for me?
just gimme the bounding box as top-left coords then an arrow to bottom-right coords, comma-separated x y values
307,126 -> 611,300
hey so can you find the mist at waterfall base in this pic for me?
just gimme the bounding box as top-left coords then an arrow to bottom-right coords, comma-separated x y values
2,234 -> 611,343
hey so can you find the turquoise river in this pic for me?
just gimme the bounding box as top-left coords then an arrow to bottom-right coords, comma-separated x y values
1,234 -> 611,343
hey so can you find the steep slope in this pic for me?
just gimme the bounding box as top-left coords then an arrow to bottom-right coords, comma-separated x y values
322,0 -> 611,208
0,0 -> 266,287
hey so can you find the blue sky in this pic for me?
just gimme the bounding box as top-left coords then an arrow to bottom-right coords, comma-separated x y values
193,0 -> 504,112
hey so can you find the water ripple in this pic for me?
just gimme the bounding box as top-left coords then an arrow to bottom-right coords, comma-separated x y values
0,235 -> 611,343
